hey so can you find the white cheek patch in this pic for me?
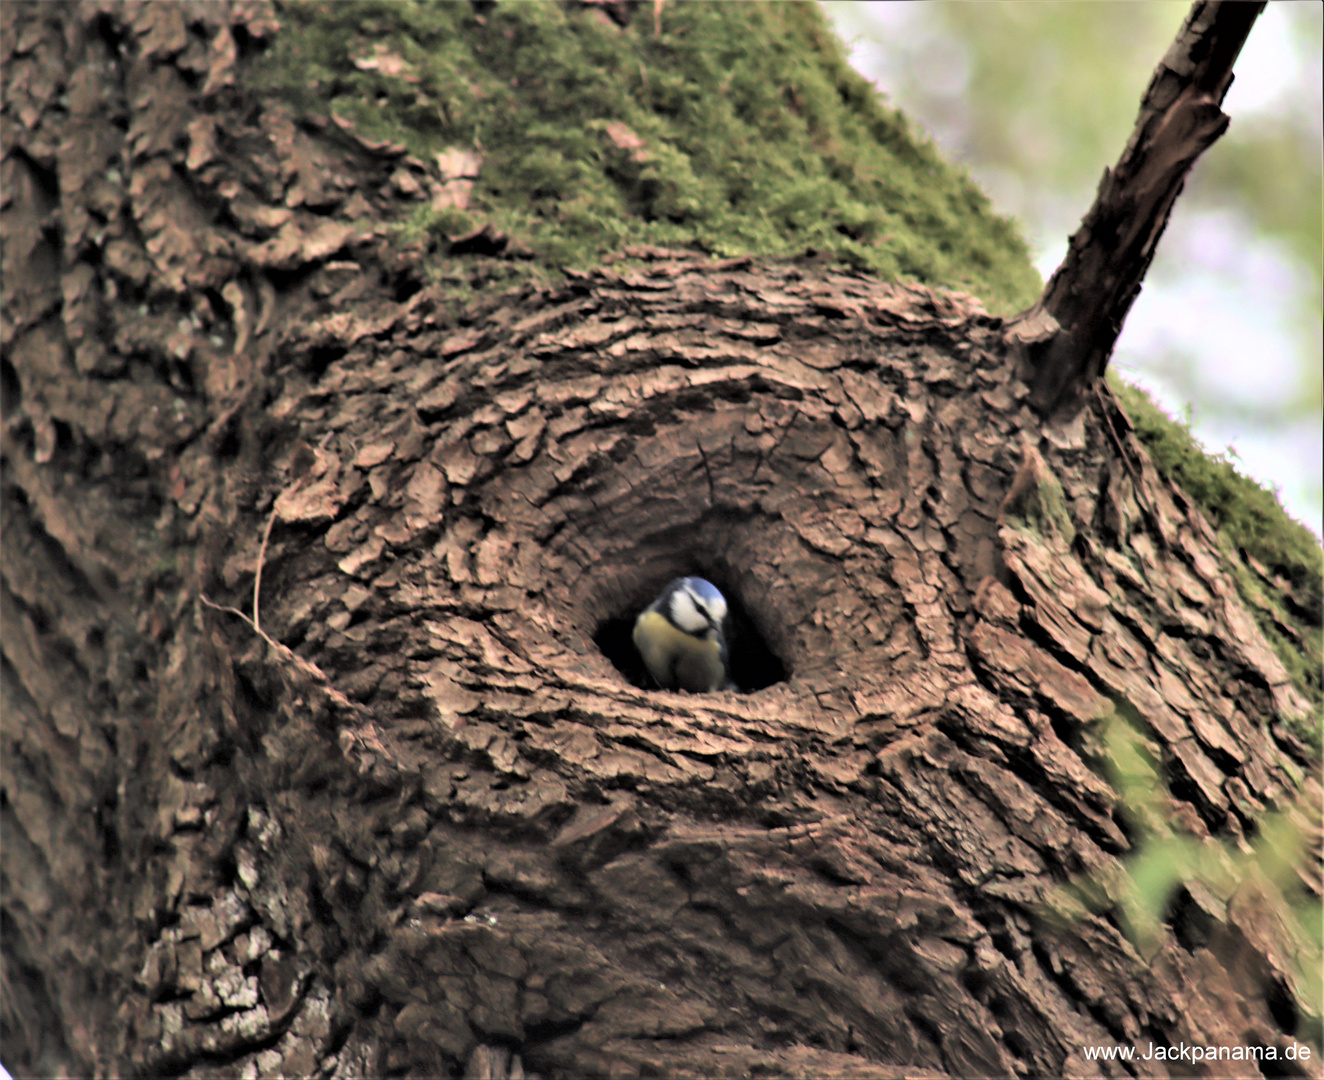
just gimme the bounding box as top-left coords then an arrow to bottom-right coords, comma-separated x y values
706,594 -> 728,624
669,590 -> 709,634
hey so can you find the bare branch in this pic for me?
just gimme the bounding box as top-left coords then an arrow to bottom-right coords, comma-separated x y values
1016,0 -> 1264,417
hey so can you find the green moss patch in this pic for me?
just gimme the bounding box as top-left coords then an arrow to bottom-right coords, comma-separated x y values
251,0 -> 1040,312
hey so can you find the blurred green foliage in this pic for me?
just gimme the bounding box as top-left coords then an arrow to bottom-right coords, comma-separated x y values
829,0 -> 1321,747
825,2 -> 1320,307
1052,713 -> 1322,1041
825,3 -> 1194,227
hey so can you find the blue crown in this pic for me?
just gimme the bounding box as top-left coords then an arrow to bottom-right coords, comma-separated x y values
681,577 -> 724,605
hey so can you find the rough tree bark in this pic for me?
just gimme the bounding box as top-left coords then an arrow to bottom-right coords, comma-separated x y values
2,3 -> 1319,1079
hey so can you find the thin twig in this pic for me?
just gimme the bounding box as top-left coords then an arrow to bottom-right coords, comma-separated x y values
253,502 -> 278,632
200,592 -> 280,651
199,592 -> 371,721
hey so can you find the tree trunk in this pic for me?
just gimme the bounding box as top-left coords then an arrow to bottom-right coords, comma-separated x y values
2,3 -> 1319,1078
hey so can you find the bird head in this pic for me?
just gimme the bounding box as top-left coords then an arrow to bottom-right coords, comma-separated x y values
664,577 -> 728,637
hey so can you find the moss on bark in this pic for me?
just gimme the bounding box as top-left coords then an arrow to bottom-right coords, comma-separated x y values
252,0 -> 1041,311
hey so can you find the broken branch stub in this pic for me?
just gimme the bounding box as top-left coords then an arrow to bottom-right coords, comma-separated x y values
1017,0 -> 1264,418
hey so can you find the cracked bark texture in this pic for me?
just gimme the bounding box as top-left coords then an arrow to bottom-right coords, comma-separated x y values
2,3 -> 1320,1078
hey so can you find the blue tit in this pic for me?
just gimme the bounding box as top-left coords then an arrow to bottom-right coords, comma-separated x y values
633,576 -> 732,693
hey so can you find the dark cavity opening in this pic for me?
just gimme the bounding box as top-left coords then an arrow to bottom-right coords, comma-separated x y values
595,575 -> 787,694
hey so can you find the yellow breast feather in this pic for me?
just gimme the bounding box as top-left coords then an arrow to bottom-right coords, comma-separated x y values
633,609 -> 725,692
